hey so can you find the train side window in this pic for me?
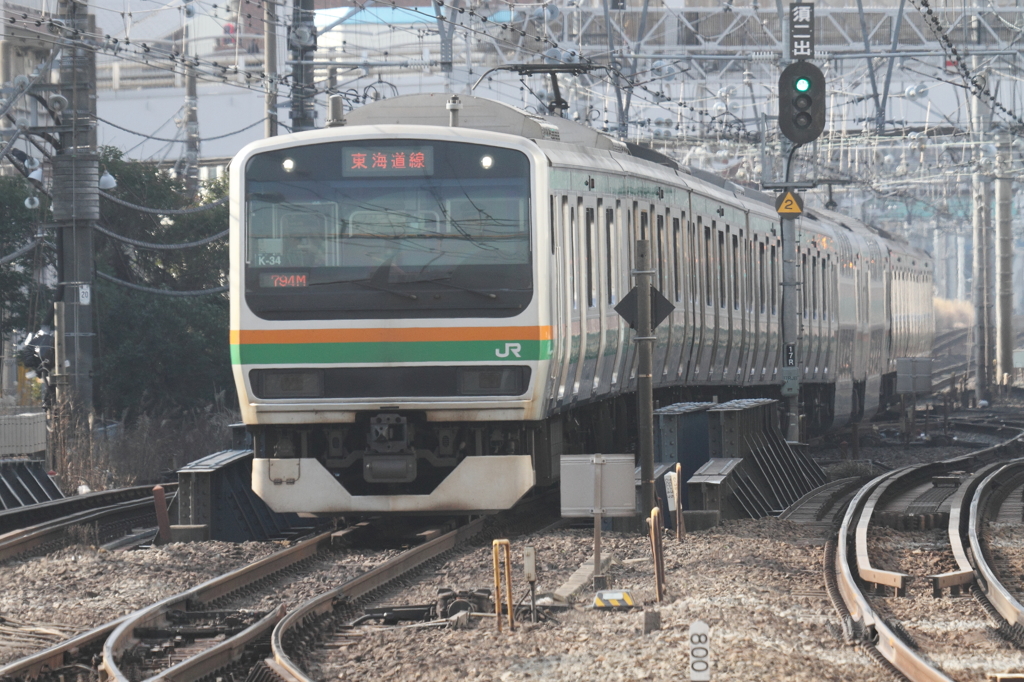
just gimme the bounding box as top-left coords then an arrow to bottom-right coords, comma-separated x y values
672,217 -> 681,302
746,237 -> 753,312
606,207 -> 616,304
656,213 -> 665,292
627,208 -> 634,283
717,227 -> 726,309
758,241 -> 766,315
704,222 -> 712,307
822,258 -> 828,320
770,244 -> 777,315
569,204 -> 577,310
549,196 -> 555,254
732,233 -> 740,311
801,253 -> 808,318
811,256 -> 818,320
586,207 -> 596,308
640,210 -> 649,241
690,218 -> 698,305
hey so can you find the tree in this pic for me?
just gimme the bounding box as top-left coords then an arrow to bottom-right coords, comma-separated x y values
0,177 -> 52,338
93,147 -> 232,418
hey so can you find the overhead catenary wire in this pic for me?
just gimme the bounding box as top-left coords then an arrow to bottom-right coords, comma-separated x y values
99,191 -> 228,215
96,270 -> 228,295
94,114 -> 267,142
93,222 -> 228,249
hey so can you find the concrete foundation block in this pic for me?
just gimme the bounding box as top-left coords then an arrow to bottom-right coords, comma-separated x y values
169,524 -> 210,543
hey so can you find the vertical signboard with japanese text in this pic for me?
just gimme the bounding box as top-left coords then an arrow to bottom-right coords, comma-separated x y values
789,3 -> 814,60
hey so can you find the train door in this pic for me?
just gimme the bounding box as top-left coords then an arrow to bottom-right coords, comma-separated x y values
608,201 -> 627,391
577,195 -> 602,401
710,220 -> 729,383
682,204 -> 701,383
820,254 -> 835,382
599,202 -> 621,394
569,196 -> 588,401
809,249 -> 822,381
688,199 -> 712,385
547,195 -> 566,406
654,208 -> 672,386
767,232 -> 782,382
621,202 -> 640,392
740,226 -> 755,385
670,210 -> 688,382
557,196 -> 583,405
553,195 -> 573,406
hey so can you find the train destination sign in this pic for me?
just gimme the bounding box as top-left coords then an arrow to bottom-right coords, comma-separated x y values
342,146 -> 434,177
260,273 -> 308,288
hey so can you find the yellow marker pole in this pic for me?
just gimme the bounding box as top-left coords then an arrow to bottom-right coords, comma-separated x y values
492,539 -> 514,632
648,507 -> 664,602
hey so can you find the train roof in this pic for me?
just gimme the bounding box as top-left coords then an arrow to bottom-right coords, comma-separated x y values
342,94 -> 923,262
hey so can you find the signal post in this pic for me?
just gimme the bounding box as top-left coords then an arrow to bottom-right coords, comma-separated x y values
770,3 -> 826,443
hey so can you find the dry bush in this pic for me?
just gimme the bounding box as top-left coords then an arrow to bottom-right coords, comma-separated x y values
50,400 -> 236,494
934,297 -> 974,332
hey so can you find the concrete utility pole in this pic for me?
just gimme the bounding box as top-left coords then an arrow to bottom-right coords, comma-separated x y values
995,132 -> 1014,388
52,0 -> 98,413
264,0 -> 278,137
781,208 -> 800,442
183,0 -> 200,195
634,240 -> 655,519
971,56 -> 991,402
289,0 -> 317,132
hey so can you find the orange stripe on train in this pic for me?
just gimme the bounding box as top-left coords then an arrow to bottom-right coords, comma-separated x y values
230,326 -> 552,345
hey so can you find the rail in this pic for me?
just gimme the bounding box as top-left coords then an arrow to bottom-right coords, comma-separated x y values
268,518 -> 487,682
830,421 -> 1024,681
0,483 -> 177,535
100,529 -> 343,682
0,489 -> 175,563
968,459 -> 1024,626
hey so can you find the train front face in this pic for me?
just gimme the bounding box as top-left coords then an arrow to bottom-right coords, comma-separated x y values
230,126 -> 551,515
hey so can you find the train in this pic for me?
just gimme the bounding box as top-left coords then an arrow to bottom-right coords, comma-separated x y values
228,93 -> 933,516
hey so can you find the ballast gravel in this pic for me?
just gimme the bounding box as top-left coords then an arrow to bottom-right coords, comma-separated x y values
306,518 -> 893,682
0,541 -> 277,665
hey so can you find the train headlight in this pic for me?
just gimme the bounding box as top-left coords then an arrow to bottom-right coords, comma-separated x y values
253,369 -> 324,398
480,155 -> 493,170
282,158 -> 295,172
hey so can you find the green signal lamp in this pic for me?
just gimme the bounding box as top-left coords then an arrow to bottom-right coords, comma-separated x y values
795,77 -> 812,92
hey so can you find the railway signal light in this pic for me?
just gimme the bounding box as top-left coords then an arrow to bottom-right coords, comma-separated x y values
778,61 -> 826,145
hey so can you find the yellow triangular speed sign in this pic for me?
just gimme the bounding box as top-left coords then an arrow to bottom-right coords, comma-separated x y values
775,191 -> 804,215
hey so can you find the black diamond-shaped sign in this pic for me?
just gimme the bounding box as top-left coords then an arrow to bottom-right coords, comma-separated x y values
614,286 -> 675,331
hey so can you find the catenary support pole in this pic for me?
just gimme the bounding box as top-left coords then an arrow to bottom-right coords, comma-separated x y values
52,0 -> 97,413
183,1 -> 200,196
635,240 -> 655,521
289,0 -> 317,132
971,55 -> 990,401
995,131 -> 1014,388
264,0 -> 278,137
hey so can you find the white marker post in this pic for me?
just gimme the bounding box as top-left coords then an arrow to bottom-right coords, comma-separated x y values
524,545 -> 537,623
689,620 -> 711,680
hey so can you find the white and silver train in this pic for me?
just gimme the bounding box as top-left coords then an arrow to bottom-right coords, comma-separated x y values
229,94 -> 933,515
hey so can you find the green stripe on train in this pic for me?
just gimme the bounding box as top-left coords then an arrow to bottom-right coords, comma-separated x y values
231,339 -> 553,365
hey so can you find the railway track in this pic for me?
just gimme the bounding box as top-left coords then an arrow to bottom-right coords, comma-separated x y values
0,485 -> 176,564
0,491 -> 556,682
827,420 -> 1024,681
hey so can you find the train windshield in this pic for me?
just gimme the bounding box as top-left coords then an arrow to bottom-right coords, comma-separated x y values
244,139 -> 532,319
